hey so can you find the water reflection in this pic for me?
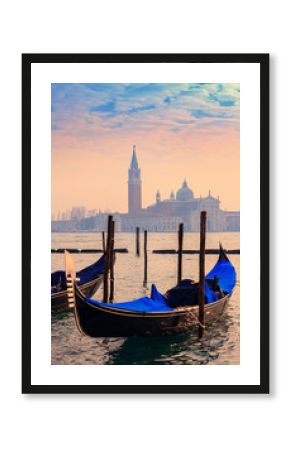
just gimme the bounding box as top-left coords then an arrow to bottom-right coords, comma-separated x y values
51,311 -> 237,365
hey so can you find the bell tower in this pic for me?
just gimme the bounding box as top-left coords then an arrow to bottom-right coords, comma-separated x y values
128,145 -> 142,214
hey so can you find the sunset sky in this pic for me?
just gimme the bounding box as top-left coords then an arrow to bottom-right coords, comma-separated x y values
51,83 -> 240,214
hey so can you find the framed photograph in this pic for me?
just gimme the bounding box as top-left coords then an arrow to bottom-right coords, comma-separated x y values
22,53 -> 269,394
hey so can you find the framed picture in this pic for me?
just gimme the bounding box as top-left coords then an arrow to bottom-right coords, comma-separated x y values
22,53 -> 269,394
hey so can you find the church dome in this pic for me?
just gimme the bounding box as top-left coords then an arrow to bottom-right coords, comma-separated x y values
176,179 -> 194,201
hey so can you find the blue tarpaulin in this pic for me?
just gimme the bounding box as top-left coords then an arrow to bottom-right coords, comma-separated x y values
85,284 -> 173,313
85,254 -> 236,313
51,254 -> 105,290
206,259 -> 236,296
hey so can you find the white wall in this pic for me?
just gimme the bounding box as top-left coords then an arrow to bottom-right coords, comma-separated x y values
0,1 -> 286,449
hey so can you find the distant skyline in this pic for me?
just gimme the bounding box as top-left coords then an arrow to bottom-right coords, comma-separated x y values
52,83 -> 240,214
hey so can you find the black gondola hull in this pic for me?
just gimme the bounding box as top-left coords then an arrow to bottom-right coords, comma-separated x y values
74,285 -> 229,337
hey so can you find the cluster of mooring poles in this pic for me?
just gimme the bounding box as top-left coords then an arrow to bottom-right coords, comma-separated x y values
102,211 -> 208,337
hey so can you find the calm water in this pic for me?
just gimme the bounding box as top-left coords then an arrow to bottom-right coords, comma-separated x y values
51,232 -> 240,365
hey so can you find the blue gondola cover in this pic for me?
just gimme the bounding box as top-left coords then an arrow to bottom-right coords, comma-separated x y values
206,258 -> 236,296
51,254 -> 105,291
85,283 -> 173,313
84,251 -> 236,312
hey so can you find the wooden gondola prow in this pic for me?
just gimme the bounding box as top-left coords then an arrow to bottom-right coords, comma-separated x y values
136,226 -> 140,256
103,215 -> 113,303
199,211 -> 207,338
177,223 -> 184,284
143,230 -> 148,287
109,220 -> 115,302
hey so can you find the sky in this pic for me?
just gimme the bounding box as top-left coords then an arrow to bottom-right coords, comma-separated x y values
51,83 -> 240,214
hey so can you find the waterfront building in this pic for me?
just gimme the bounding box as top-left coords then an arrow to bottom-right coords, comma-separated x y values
51,145 -> 240,232
119,146 -> 239,232
224,211 -> 240,232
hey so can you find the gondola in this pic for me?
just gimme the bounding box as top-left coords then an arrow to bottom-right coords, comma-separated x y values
72,245 -> 236,337
51,253 -> 105,312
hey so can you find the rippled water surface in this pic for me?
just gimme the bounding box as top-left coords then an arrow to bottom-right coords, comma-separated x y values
52,232 -> 240,365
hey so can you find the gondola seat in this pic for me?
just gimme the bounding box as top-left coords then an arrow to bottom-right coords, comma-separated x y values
164,279 -> 219,308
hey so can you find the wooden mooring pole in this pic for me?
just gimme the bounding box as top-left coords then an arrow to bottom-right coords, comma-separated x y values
109,220 -> 115,302
177,223 -> 184,284
136,226 -> 140,256
143,230 -> 148,287
102,231 -> 105,252
103,215 -> 113,303
198,211 -> 207,338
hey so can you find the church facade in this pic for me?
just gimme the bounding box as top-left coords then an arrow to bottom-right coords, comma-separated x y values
120,146 -> 240,232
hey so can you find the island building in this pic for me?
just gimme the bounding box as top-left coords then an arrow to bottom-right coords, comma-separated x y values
118,146 -> 239,232
52,145 -> 240,232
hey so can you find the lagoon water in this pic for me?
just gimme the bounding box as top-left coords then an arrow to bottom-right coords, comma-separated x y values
51,232 -> 240,365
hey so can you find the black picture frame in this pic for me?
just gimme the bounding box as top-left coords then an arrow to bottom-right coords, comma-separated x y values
22,53 -> 269,394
